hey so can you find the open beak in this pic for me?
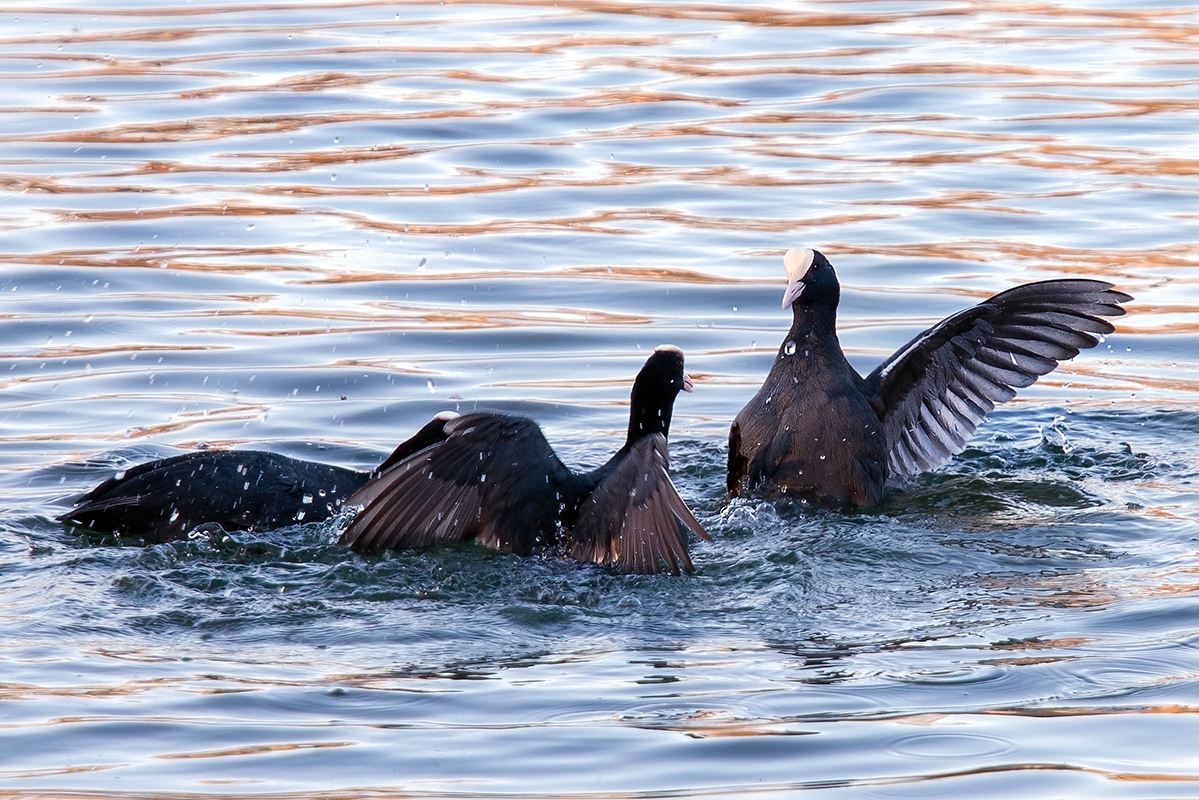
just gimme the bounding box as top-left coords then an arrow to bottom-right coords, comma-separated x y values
781,277 -> 805,309
682,373 -> 694,393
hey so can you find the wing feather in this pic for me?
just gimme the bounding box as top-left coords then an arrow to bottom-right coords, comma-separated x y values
568,434 -> 709,576
868,279 -> 1131,479
339,413 -> 566,556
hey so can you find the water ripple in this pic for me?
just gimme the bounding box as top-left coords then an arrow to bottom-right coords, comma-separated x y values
3,0 -> 1199,795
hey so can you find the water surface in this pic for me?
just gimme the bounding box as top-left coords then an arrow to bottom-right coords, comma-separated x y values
2,1 -> 1198,797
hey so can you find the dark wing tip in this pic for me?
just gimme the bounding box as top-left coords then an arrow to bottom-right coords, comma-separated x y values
58,493 -> 148,529
373,411 -> 460,476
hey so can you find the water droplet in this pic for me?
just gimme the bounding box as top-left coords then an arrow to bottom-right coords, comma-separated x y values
784,341 -> 796,356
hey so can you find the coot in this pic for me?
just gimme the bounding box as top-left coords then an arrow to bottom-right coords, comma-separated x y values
340,345 -> 710,575
728,248 -> 1132,507
60,412 -> 458,541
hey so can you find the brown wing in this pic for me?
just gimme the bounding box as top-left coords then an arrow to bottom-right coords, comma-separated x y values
339,413 -> 571,556
568,434 -> 710,576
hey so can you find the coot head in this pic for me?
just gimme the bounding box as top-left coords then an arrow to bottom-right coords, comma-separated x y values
627,344 -> 694,441
781,247 -> 839,310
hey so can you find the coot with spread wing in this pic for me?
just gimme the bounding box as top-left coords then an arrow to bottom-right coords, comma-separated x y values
728,248 -> 1132,507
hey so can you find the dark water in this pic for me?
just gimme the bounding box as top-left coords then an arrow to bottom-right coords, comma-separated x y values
2,1 -> 1198,797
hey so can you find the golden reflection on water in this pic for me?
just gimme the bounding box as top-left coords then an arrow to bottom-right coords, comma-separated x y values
2,3 -> 1198,793
0,403 -> 271,446
160,741 -> 354,760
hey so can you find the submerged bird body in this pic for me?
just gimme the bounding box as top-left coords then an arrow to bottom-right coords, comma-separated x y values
61,413 -> 457,541
340,345 -> 709,575
728,248 -> 1131,507
63,450 -> 366,540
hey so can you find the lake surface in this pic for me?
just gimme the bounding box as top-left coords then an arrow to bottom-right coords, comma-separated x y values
2,1 -> 1198,796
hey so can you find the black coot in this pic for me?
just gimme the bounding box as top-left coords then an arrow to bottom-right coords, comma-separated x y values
728,248 -> 1132,507
60,412 -> 458,541
339,345 -> 710,575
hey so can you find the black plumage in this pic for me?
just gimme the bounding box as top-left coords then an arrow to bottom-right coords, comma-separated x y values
728,248 -> 1132,507
60,412 -> 457,541
339,345 -> 710,575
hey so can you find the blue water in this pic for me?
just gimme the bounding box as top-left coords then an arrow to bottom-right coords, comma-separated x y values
3,1 -> 1198,796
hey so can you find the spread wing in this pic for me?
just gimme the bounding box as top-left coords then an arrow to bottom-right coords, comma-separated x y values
338,413 -> 569,556
568,433 -> 710,576
864,279 -> 1131,479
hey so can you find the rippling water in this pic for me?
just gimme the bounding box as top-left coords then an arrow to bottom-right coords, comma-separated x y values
2,1 -> 1198,797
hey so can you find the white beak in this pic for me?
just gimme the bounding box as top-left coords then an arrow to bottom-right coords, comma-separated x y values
781,277 -> 805,308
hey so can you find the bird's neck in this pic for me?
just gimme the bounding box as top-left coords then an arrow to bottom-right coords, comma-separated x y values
576,392 -> 672,491
625,389 -> 672,446
780,303 -> 849,366
790,301 -> 838,336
